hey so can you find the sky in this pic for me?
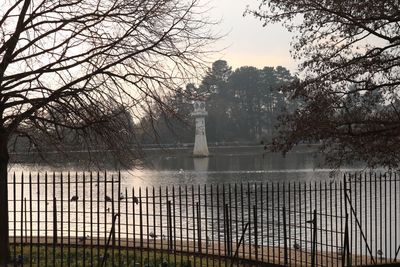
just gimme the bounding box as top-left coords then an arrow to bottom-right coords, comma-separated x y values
206,0 -> 297,73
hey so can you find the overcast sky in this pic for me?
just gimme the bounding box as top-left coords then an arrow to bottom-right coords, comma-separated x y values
207,0 -> 297,73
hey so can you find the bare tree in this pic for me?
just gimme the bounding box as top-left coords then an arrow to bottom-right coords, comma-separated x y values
249,1 -> 400,169
0,0 -> 216,263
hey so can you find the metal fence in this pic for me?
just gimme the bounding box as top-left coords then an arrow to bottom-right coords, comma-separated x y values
7,172 -> 400,266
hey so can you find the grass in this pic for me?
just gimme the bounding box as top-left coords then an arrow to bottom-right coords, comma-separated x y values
9,244 -> 239,267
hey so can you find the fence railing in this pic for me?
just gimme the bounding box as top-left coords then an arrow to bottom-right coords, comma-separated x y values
7,172 -> 400,266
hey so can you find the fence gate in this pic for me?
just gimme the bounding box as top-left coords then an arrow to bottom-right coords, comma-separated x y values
345,173 -> 400,266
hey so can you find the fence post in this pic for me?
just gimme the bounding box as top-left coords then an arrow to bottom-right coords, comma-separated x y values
342,213 -> 351,267
24,197 -> 28,243
224,204 -> 231,257
310,209 -> 317,267
53,197 -> 57,245
253,205 -> 258,261
283,206 -> 288,266
197,202 -> 202,253
167,200 -> 173,251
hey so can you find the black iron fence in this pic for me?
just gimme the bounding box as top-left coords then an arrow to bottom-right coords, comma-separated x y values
7,172 -> 400,266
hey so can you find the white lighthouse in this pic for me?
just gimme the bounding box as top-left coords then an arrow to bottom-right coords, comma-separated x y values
192,100 -> 209,157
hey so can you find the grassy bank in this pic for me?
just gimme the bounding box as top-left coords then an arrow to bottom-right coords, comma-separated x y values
9,244 -> 239,267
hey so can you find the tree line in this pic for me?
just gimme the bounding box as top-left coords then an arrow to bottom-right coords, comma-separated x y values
139,60 -> 297,145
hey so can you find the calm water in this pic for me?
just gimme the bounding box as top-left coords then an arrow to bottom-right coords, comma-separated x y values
10,146 -> 363,187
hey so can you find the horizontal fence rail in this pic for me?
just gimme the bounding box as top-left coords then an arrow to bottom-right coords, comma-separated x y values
7,172 -> 400,266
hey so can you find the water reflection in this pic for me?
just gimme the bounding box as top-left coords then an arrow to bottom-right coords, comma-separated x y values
10,146 -> 366,188
193,157 -> 209,172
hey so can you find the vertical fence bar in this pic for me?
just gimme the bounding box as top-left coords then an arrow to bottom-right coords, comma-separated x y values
272,182 -> 275,263
329,180 -> 333,267
96,172 -> 100,267
339,178 -> 344,267
225,203 -> 231,257
247,183 -> 252,261
318,181 -> 322,267
344,175 -> 353,266
13,173 -> 16,267
24,197 -> 27,245
166,185 -> 170,264
240,183 -> 244,261
144,186 -> 149,267
52,195 -> 57,267
370,173 -> 373,265
309,181 -> 313,267
253,205 -> 258,262
60,172 -> 64,267
260,183 -> 264,264
295,182 -> 308,266
277,183 -> 281,264
295,182 -> 299,267
185,185 -> 190,267
173,186 -> 177,265
334,180 -> 338,267
191,185 -> 196,267
36,173 -> 40,265
139,187 -> 143,267
283,206 -> 288,266
179,186 -> 184,267
384,173 -> 388,263
395,173 -> 398,263
132,187 -> 137,266
158,186 -> 163,266
234,183 -> 239,264
375,173 -> 378,263
82,172 -> 86,267
324,180 -> 328,267
67,172 -> 71,267
204,184 -> 209,267
104,172 -> 107,264
117,174 -> 122,267
254,184 -> 258,262
45,172 -> 48,267
267,182 -> 270,263
389,173 -> 392,262
228,184 -> 233,264
216,184 -> 221,266
199,185 -> 204,267
53,173 -> 57,267
21,173 -> 24,267
197,202 -> 202,254
354,175 -> 357,266
222,184 -> 227,259
90,172 -> 93,267
75,172 -> 78,267
125,187 -> 129,267
167,200 -> 173,252
152,186 -> 156,267
29,173 -> 32,267
360,172 -> 372,265
210,184 -> 215,267
311,209 -> 317,267
113,175 -> 122,266
290,181 -> 296,265
111,175 -> 115,266
342,213 -> 349,267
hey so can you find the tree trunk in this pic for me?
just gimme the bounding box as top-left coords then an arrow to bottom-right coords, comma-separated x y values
0,129 -> 10,266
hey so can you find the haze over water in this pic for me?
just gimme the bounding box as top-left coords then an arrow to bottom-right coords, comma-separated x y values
10,146 -> 365,188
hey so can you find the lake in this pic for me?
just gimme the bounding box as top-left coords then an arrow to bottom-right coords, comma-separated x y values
9,145 -> 363,188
